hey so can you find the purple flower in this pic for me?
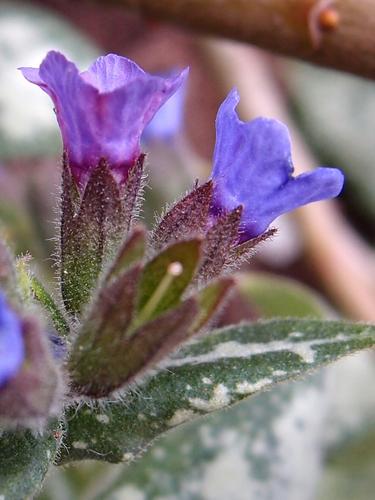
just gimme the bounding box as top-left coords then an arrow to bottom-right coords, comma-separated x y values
20,51 -> 188,188
211,89 -> 344,241
0,292 -> 24,387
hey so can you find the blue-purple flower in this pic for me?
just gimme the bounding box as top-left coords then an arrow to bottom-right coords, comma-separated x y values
0,292 -> 24,387
211,89 -> 344,241
20,51 -> 188,188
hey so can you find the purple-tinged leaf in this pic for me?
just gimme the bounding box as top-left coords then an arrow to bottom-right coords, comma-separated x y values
73,298 -> 198,397
69,265 -> 142,395
124,298 -> 199,381
216,287 -> 260,326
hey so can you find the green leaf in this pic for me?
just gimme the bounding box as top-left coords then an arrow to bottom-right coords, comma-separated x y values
0,424 -> 59,499
83,375 -> 326,500
57,319 -> 375,464
30,276 -> 69,336
237,272 -> 330,318
137,239 -> 201,320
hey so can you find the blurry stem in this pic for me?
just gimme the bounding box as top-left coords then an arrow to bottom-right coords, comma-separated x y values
201,39 -> 375,321
98,0 -> 375,80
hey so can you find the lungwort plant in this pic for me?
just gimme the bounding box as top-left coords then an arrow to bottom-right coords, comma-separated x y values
0,51 -> 373,499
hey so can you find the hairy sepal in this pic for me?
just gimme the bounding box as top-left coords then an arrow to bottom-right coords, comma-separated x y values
151,181 -> 213,251
61,161 -> 121,315
121,154 -> 145,234
198,206 -> 242,282
60,157 -> 144,316
232,228 -> 277,265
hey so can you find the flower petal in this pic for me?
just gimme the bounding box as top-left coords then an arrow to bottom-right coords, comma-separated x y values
90,68 -> 188,176
81,54 -> 145,92
240,167 -> 344,238
21,51 -> 100,186
212,89 -> 293,198
19,67 -> 45,87
0,293 -> 24,387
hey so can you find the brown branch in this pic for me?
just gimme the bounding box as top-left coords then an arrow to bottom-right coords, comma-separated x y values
99,0 -> 375,80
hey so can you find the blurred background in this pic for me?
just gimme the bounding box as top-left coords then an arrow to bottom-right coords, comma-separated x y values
1,1 -> 374,499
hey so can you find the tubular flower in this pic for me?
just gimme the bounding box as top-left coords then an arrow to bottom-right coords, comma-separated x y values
0,292 -> 24,387
20,51 -> 188,188
211,89 -> 344,241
